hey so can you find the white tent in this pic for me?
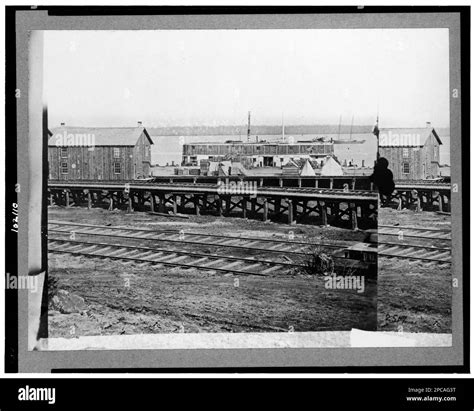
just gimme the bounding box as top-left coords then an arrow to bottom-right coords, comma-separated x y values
300,159 -> 316,176
283,159 -> 299,168
217,161 -> 232,176
208,161 -> 220,174
321,156 -> 343,176
230,162 -> 247,176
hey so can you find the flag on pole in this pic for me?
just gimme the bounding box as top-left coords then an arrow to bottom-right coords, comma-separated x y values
372,116 -> 380,139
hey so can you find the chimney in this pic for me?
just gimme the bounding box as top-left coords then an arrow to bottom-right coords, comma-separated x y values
137,121 -> 143,127
60,122 -> 66,126
426,121 -> 431,128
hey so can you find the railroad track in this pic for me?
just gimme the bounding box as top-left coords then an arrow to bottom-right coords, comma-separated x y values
377,224 -> 451,266
48,221 -> 373,275
48,220 -> 452,267
48,238 -> 305,276
377,243 -> 451,265
48,220 -> 352,257
378,224 -> 451,240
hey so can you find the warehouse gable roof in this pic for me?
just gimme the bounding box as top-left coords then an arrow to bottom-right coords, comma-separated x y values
48,126 -> 154,146
378,127 -> 442,147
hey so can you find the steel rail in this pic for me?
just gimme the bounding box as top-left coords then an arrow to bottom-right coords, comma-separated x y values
48,220 -> 351,251
48,238 -> 309,269
378,224 -> 451,233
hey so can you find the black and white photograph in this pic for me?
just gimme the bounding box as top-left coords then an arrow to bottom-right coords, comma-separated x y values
5,6 -> 467,374
37,27 -> 451,349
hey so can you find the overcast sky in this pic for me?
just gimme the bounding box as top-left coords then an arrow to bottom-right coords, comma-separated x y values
43,29 -> 449,128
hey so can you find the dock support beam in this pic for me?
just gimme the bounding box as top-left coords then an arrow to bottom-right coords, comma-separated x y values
320,201 -> 327,226
194,195 -> 200,216
150,193 -> 155,212
263,199 -> 268,222
217,197 -> 223,216
288,199 -> 294,225
172,194 -> 178,214
350,203 -> 358,230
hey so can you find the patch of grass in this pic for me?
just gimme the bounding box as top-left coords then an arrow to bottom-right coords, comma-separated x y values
303,245 -> 335,276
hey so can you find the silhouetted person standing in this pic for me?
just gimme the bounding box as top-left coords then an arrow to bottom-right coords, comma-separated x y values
370,157 -> 395,206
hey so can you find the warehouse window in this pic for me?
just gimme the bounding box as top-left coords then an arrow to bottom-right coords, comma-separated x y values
60,162 -> 68,174
113,148 -> 120,158
60,147 -> 68,158
402,162 -> 410,174
402,148 -> 409,158
114,162 -> 121,174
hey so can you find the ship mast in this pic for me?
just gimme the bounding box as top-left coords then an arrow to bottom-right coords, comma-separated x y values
282,112 -> 285,142
247,111 -> 251,143
349,115 -> 354,141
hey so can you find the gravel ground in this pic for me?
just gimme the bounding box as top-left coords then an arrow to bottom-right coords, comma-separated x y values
48,207 -> 376,337
377,208 -> 452,333
47,205 -> 451,337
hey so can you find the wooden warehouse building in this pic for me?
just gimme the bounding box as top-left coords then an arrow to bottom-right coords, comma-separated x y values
378,123 -> 442,180
48,123 -> 153,180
